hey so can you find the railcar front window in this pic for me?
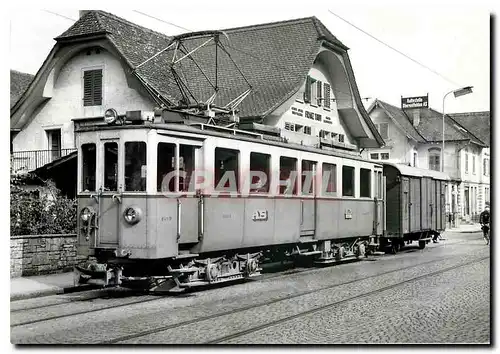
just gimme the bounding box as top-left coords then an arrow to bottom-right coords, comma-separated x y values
342,166 -> 355,197
180,145 -> 195,192
104,142 -> 118,191
279,157 -> 297,195
81,143 -> 96,192
250,152 -> 270,193
214,148 -> 239,192
360,168 -> 371,198
322,163 -> 337,195
125,142 -> 146,192
157,143 -> 176,192
301,160 -> 316,195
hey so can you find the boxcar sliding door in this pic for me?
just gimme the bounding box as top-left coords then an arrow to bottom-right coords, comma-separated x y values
401,177 -> 410,234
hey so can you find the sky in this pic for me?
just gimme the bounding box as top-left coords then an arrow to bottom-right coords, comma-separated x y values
7,1 -> 493,114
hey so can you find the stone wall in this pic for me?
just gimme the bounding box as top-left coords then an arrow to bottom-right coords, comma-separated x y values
10,234 -> 88,278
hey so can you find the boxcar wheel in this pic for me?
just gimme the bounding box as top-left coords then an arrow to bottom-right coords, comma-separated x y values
418,241 -> 426,249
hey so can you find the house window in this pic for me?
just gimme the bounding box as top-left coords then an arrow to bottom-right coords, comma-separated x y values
322,163 -> 337,194
250,152 -> 270,193
342,165 -> 355,197
483,158 -> 489,176
46,129 -> 61,160
381,153 -> 389,160
125,142 -> 146,192
360,168 -> 371,198
472,155 -> 476,174
413,152 -> 417,167
284,122 -> 295,131
338,134 -> 345,143
370,153 -> 379,160
465,150 -> 469,174
304,126 -> 312,135
485,187 -> 490,204
376,123 -> 389,139
81,143 -> 96,192
428,148 -> 440,171
104,142 -> 118,191
83,69 -> 103,106
214,148 -> 239,192
323,83 -> 331,109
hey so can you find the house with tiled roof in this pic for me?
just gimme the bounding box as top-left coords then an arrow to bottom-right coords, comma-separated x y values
364,99 -> 490,223
11,70 -> 34,109
10,10 -> 383,188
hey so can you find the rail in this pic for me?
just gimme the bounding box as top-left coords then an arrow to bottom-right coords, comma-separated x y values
11,148 -> 77,174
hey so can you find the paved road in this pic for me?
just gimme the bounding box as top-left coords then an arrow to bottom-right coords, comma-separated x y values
11,231 -> 490,344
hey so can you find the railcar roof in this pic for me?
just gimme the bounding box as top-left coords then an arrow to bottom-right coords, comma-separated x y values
75,121 -> 383,164
383,162 -> 450,181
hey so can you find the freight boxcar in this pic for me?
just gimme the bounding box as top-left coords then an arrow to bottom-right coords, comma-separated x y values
381,162 -> 449,252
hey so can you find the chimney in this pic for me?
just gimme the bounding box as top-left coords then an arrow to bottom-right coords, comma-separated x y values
79,10 -> 91,18
412,110 -> 420,127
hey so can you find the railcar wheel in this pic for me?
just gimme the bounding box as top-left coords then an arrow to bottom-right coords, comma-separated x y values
418,241 -> 426,249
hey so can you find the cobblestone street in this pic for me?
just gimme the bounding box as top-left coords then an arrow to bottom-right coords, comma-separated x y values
10,231 -> 490,344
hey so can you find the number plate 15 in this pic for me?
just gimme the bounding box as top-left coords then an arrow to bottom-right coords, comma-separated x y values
252,210 -> 268,221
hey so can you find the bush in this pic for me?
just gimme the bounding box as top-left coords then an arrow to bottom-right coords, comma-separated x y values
10,174 -> 77,236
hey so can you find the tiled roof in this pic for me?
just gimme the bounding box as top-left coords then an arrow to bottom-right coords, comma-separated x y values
10,70 -> 34,108
374,100 -> 426,142
54,11 -> 349,119
372,99 -> 486,147
416,107 -> 485,146
448,111 -> 490,147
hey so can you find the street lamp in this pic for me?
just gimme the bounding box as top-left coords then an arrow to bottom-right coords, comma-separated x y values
441,86 -> 473,172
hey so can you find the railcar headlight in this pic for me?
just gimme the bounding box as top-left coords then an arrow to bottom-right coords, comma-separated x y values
123,206 -> 142,225
80,206 -> 94,223
104,108 -> 119,124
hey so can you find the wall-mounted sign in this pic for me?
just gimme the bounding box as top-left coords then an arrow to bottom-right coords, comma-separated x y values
345,209 -> 353,219
401,95 -> 428,109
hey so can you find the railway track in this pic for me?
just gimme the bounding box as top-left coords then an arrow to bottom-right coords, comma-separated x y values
10,239 -> 477,329
97,253 -> 488,344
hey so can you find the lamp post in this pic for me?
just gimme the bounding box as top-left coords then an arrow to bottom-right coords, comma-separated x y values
441,86 -> 473,172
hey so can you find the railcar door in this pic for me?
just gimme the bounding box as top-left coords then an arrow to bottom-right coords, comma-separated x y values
409,178 -> 421,232
300,160 -> 316,237
97,139 -> 121,246
401,177 -> 410,234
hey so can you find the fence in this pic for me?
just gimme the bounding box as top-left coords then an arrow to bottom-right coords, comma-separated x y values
11,149 -> 77,174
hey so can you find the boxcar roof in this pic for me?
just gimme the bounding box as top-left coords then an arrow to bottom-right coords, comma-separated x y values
383,162 -> 450,181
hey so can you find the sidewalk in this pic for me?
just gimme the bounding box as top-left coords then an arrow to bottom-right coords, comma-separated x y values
444,223 -> 482,234
10,271 -> 78,301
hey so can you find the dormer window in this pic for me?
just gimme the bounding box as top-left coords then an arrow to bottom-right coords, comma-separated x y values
83,69 -> 103,107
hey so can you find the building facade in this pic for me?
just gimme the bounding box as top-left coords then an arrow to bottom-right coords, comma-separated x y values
364,99 -> 490,224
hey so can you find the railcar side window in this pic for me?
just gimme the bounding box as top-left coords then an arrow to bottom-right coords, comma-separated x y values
214,148 -> 239,192
157,143 -> 176,192
250,152 -> 270,193
180,145 -> 195,192
377,171 -> 383,199
81,143 -> 96,192
342,166 -> 355,197
322,163 -> 337,195
360,168 -> 371,198
301,160 -> 316,195
104,142 -> 118,191
279,157 -> 297,195
125,142 -> 147,192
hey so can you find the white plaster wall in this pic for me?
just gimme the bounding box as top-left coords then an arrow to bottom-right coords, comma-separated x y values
13,48 -> 155,152
276,63 -> 355,147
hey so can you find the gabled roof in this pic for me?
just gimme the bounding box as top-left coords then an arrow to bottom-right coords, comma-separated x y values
370,99 -> 486,147
10,70 -> 34,108
371,99 -> 426,142
52,11 -> 351,120
448,111 -> 490,147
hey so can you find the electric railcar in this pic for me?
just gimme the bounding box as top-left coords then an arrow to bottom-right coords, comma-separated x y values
74,109 -> 448,292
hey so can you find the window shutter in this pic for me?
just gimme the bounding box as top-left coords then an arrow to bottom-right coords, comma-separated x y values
317,81 -> 322,106
83,69 -> 103,106
324,83 -> 331,108
304,76 -> 311,103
